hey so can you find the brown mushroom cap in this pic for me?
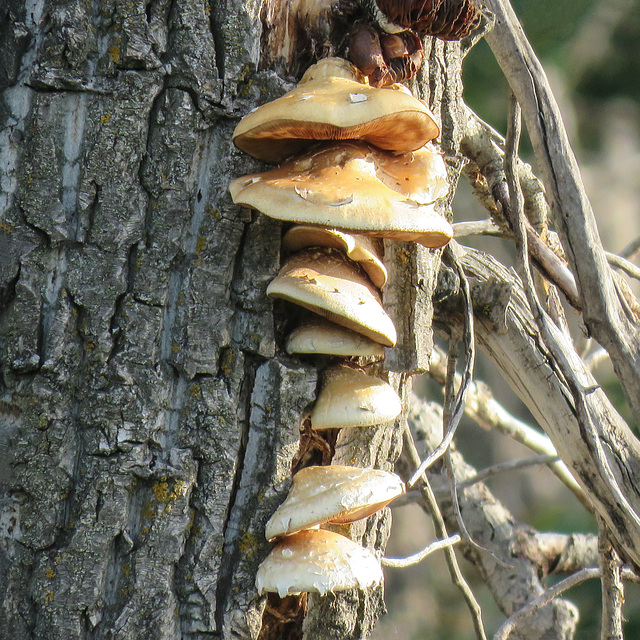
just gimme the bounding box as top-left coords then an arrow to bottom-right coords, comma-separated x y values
265,465 -> 405,540
267,248 -> 397,347
310,365 -> 402,429
232,57 -> 440,163
230,141 -> 452,248
282,226 -> 387,288
255,529 -> 383,597
286,318 -> 385,357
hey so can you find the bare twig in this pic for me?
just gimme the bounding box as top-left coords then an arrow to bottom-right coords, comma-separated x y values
403,425 -> 488,640
429,346 -> 586,504
408,242 -> 475,487
493,568 -> 601,640
382,534 -> 461,568
406,398 -> 580,637
503,88 -> 640,573
484,0 -> 640,420
461,107 -> 581,308
599,520 -> 624,640
606,251 -> 640,282
460,454 -> 560,488
453,219 -> 505,238
621,236 -> 640,261
396,454 -> 559,506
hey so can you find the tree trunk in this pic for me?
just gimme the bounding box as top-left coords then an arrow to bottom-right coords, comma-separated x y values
0,0 -> 465,637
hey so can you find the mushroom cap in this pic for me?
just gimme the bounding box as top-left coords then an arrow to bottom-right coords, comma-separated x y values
265,465 -> 405,540
255,529 -> 383,597
230,141 -> 452,248
310,365 -> 402,429
232,57 -> 440,163
286,318 -> 385,357
282,226 -> 387,288
267,248 -> 397,347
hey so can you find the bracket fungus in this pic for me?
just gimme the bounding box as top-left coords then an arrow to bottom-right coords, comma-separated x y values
232,57 -> 440,163
265,465 -> 405,540
286,318 -> 385,357
267,248 -> 397,347
255,529 -> 383,597
230,141 -> 452,247
282,226 -> 388,289
310,365 -> 402,429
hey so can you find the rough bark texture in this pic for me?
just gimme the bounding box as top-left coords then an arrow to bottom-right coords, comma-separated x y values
0,0 -> 467,638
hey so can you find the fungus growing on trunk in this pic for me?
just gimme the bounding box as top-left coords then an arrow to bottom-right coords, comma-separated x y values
267,248 -> 397,346
255,529 -> 383,597
282,226 -> 387,288
232,57 -> 439,163
286,318 -> 385,357
265,465 -> 405,540
230,141 -> 452,248
310,365 -> 402,429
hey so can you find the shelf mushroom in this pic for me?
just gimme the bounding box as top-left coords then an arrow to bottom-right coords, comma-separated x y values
310,365 -> 402,429
230,141 -> 453,248
267,248 -> 397,347
286,318 -> 385,357
265,465 -> 405,541
232,57 -> 440,164
255,529 -> 383,597
282,226 -> 388,289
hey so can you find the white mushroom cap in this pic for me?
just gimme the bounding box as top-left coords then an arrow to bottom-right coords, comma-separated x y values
255,529 -> 383,597
282,226 -> 388,288
310,365 -> 402,429
233,57 -> 440,163
267,248 -> 397,347
265,465 -> 405,540
286,318 -> 385,357
230,141 -> 452,248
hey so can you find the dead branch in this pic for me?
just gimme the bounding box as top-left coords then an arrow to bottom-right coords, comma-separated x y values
483,0 -> 640,420
404,398 -> 579,639
428,345 -> 585,503
439,244 -> 640,574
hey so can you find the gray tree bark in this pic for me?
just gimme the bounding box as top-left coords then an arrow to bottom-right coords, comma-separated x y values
0,1 -> 465,638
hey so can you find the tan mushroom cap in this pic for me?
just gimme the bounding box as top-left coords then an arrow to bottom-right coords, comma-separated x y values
310,365 -> 402,429
265,465 -> 405,541
286,318 -> 385,357
267,248 -> 397,347
233,57 -> 440,163
255,529 -> 383,597
230,141 -> 453,248
282,226 -> 387,288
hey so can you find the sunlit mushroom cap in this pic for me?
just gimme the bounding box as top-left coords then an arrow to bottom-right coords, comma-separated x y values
286,318 -> 385,357
310,365 -> 402,429
255,529 -> 383,597
230,141 -> 452,248
267,248 -> 397,347
282,226 -> 387,288
233,57 -> 440,163
265,465 -> 405,540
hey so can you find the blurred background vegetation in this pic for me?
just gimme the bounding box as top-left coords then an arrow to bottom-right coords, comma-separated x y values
375,1 -> 640,637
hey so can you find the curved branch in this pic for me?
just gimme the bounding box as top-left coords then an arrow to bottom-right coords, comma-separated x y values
441,246 -> 640,573
483,0 -> 640,419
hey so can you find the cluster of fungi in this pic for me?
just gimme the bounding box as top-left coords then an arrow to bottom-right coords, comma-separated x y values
229,0 -> 480,625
